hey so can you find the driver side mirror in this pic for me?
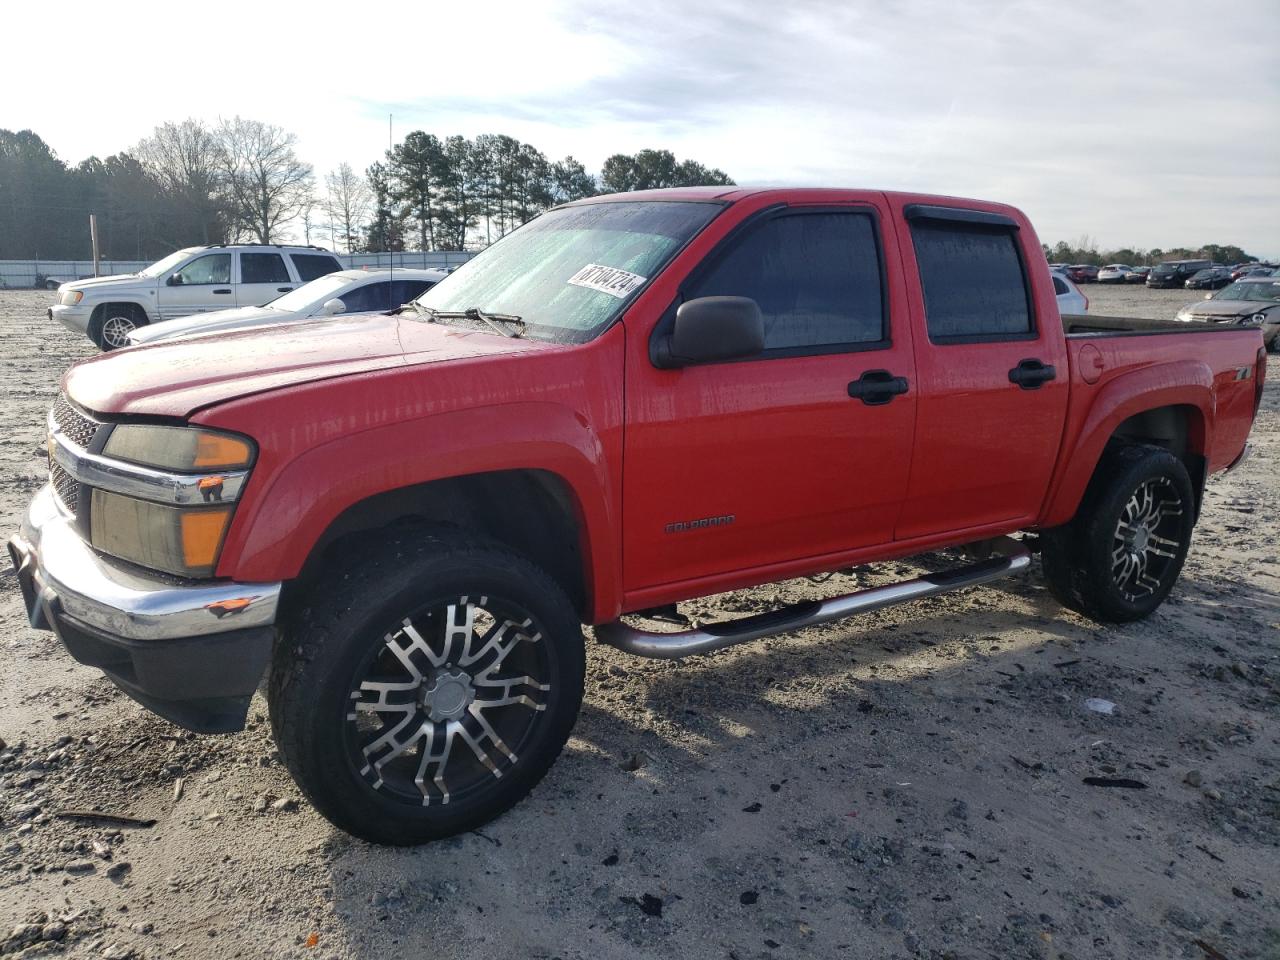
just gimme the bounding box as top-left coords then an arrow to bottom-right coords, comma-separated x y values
652,296 -> 765,369
166,273 -> 182,286
321,298 -> 347,316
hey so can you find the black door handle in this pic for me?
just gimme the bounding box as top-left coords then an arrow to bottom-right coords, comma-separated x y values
1008,358 -> 1057,390
848,369 -> 909,405
213,288 -> 232,294
277,286 -> 293,293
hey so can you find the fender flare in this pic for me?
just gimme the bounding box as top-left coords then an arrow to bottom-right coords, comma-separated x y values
1041,360 -> 1214,527
215,402 -> 622,622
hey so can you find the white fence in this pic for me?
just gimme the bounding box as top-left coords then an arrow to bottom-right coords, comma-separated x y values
0,251 -> 477,289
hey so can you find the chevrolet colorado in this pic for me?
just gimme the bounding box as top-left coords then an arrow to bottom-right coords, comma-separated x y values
10,188 -> 1265,845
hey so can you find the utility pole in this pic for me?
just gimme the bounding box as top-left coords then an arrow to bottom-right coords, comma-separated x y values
89,214 -> 101,277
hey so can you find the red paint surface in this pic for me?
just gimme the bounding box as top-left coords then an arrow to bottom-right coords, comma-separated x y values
60,188 -> 1264,624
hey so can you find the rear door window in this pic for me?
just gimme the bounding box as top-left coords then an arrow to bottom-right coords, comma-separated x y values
240,253 -> 290,283
291,253 -> 344,281
338,282 -> 392,313
909,220 -> 1033,342
686,210 -> 886,355
393,279 -> 435,304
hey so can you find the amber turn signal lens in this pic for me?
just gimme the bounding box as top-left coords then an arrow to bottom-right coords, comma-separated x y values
181,509 -> 233,569
194,433 -> 253,469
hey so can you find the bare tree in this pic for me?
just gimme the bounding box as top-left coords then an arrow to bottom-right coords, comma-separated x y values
325,163 -> 371,254
217,117 -> 313,244
133,119 -> 229,244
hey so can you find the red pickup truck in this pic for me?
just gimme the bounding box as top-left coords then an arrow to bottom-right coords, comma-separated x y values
10,187 -> 1265,845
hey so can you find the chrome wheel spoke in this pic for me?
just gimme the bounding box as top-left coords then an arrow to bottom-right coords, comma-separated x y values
345,594 -> 551,806
1110,476 -> 1185,603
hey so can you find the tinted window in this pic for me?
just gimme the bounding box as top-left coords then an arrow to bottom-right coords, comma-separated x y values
688,212 -> 884,351
292,253 -> 343,281
174,253 -> 231,285
240,252 -> 290,284
338,282 -> 392,313
393,279 -> 434,304
910,221 -> 1032,340
1052,276 -> 1068,295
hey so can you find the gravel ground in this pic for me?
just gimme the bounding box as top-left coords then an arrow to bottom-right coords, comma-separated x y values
0,286 -> 1276,960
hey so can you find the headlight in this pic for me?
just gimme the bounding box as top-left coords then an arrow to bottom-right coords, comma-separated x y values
59,290 -> 83,306
1248,313 -> 1269,325
90,491 -> 233,578
89,425 -> 255,577
103,424 -> 254,472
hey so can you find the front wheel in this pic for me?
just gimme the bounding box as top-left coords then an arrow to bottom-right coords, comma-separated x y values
89,305 -> 143,350
269,531 -> 585,845
1041,444 -> 1195,623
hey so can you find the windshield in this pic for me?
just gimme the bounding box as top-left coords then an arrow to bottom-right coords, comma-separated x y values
268,273 -> 352,312
1152,263 -> 1177,275
413,200 -> 723,342
1215,280 -> 1280,302
138,248 -> 202,278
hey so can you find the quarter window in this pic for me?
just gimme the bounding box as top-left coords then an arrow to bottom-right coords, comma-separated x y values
910,220 -> 1033,341
291,253 -> 343,281
687,211 -> 885,352
240,253 -> 290,284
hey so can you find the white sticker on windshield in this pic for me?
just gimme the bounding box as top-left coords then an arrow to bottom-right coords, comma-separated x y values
567,263 -> 647,299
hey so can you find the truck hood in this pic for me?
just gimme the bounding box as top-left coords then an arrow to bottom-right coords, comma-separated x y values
63,311 -> 554,418
64,273 -> 153,293
128,305 -> 286,344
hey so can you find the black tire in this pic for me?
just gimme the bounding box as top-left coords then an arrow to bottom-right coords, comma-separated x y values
89,304 -> 146,350
1040,444 -> 1195,623
269,530 -> 585,845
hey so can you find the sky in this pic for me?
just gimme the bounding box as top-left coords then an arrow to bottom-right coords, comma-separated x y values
3,0 -> 1277,256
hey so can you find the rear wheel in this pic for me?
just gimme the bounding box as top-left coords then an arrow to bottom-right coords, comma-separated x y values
89,304 -> 145,350
1040,444 -> 1194,623
269,530 -> 585,845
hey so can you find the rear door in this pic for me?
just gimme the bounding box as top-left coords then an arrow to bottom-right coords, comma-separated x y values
237,251 -> 295,306
622,200 -> 917,592
891,202 -> 1069,539
155,251 -> 234,319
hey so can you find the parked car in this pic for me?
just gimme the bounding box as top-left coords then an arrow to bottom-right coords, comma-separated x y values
127,269 -> 447,346
1123,266 -> 1151,283
1233,265 -> 1275,280
1147,259 -> 1212,288
1051,270 -> 1088,314
11,188 -> 1265,845
1066,264 -> 1098,283
1176,276 -> 1280,351
1096,264 -> 1132,284
50,244 -> 345,350
1185,266 -> 1232,290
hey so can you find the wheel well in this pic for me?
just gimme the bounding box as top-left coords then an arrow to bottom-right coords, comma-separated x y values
1107,404 -> 1206,514
283,470 -> 589,621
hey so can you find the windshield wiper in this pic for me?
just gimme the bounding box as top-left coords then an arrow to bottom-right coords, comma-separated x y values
404,303 -> 524,338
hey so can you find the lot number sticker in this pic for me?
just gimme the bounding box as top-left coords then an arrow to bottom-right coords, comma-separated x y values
567,263 -> 648,299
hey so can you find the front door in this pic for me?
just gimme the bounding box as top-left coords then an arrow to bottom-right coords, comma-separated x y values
155,252 -> 234,319
237,251 -> 295,307
623,203 -> 917,595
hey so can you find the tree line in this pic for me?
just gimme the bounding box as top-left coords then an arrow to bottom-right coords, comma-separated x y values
0,123 -> 733,260
1042,237 -> 1260,267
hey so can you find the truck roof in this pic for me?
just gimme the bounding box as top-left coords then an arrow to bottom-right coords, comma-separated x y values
565,185 -> 1022,216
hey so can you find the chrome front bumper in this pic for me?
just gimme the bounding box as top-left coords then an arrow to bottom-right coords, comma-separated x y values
8,485 -> 282,733
11,484 -> 279,641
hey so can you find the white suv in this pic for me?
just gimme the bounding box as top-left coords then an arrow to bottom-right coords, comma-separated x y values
49,244 -> 345,349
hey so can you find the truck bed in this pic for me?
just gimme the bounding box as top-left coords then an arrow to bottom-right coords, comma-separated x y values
1063,313 -> 1224,336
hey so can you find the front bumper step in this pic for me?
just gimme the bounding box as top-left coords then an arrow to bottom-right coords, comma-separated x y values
596,537 -> 1032,659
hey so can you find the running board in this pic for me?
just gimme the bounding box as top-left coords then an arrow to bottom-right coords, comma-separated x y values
595,537 -> 1032,659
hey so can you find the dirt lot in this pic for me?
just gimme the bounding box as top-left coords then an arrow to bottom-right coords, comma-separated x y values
0,286 -> 1276,959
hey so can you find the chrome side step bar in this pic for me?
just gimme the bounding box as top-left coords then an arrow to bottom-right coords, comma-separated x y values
595,537 -> 1032,659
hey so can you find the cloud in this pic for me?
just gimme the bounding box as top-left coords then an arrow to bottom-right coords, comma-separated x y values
3,0 -> 1277,254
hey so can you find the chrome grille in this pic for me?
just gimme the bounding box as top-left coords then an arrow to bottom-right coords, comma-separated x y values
52,395 -> 99,448
50,460 -> 81,516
